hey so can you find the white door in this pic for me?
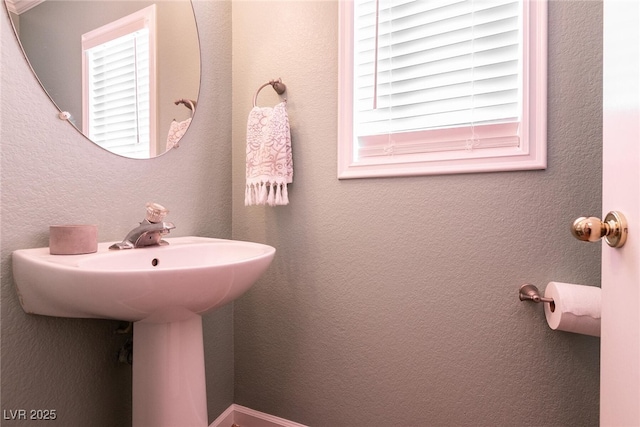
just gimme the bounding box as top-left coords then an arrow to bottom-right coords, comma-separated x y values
601,0 -> 640,425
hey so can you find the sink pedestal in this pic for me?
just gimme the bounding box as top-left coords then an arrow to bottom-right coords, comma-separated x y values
133,314 -> 208,427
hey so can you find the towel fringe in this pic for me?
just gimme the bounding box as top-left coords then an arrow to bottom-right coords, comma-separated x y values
267,183 -> 275,206
258,182 -> 267,204
244,185 -> 251,206
245,181 -> 290,206
275,184 -> 283,205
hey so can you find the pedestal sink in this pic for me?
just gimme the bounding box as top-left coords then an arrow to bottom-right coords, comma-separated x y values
12,236 -> 275,427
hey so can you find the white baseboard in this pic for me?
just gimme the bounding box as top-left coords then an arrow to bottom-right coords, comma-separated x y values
210,405 -> 235,427
209,404 -> 308,427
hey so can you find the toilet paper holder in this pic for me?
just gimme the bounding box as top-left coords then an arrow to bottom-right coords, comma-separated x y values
519,284 -> 555,306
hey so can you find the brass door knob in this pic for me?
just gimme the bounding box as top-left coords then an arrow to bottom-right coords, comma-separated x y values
571,211 -> 628,248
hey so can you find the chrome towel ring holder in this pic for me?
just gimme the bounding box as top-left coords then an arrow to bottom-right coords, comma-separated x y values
174,98 -> 197,118
253,78 -> 287,107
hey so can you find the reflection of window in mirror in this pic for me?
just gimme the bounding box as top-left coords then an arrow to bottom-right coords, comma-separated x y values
338,0 -> 547,178
81,5 -> 157,159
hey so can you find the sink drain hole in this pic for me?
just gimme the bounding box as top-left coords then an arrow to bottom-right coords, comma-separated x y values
151,258 -> 159,267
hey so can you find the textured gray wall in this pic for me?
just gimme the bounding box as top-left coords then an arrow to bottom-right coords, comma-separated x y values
1,1 -> 232,425
231,1 -> 603,426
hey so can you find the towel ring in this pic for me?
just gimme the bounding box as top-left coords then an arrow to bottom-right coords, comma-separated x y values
174,98 -> 197,118
253,78 -> 287,107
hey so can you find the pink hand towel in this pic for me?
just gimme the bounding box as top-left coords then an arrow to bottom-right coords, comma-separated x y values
166,118 -> 192,151
245,101 -> 293,206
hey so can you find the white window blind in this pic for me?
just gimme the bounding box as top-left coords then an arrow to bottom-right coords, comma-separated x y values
338,0 -> 547,178
82,6 -> 156,159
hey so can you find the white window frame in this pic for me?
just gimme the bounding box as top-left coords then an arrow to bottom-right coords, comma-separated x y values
81,5 -> 157,158
338,0 -> 547,179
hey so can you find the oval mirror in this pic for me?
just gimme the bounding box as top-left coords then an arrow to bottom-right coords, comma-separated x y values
4,0 -> 200,159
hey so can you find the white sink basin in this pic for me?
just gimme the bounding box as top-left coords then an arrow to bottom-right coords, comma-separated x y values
12,235 -> 276,427
13,236 -> 275,323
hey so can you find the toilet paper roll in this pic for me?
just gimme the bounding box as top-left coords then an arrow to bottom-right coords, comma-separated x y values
544,281 -> 601,337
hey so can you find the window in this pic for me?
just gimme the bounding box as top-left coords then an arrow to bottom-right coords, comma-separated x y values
82,6 -> 157,158
338,0 -> 547,178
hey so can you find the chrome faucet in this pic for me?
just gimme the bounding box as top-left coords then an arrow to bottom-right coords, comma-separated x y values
109,203 -> 175,250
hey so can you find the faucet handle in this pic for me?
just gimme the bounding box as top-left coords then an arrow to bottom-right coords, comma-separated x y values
145,202 -> 169,223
